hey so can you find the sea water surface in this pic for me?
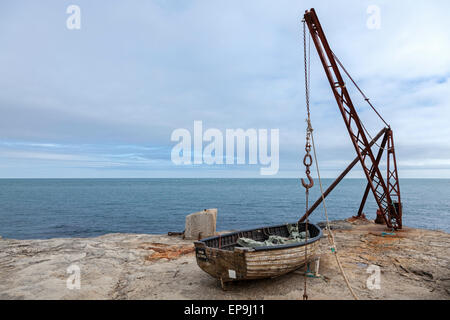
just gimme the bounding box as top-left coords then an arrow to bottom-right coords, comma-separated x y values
0,179 -> 448,239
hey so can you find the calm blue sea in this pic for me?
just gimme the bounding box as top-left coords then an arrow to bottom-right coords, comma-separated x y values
0,179 -> 448,239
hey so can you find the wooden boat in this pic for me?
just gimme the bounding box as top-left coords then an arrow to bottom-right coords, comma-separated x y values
194,222 -> 322,287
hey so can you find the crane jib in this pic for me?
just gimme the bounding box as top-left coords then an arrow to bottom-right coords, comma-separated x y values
302,8 -> 402,229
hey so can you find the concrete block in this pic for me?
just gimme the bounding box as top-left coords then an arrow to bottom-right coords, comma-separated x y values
184,209 -> 217,240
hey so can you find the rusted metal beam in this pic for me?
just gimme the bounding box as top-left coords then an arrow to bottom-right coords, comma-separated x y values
303,8 -> 401,229
357,130 -> 389,217
299,127 -> 387,223
386,129 -> 402,228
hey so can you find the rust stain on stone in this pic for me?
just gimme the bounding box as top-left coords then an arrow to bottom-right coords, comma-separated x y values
141,243 -> 194,261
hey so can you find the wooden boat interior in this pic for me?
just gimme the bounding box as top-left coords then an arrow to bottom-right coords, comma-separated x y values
198,222 -> 323,252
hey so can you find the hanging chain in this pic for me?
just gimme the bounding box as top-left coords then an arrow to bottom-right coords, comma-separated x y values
301,17 -> 359,301
301,19 -> 314,301
301,20 -> 314,192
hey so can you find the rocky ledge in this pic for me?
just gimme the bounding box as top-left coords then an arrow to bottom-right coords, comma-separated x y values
0,219 -> 449,300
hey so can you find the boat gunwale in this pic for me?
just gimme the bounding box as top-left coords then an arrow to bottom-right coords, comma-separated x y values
195,222 -> 323,252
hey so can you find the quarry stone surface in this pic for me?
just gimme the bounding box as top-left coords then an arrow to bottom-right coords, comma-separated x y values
0,219 -> 449,300
184,208 -> 217,240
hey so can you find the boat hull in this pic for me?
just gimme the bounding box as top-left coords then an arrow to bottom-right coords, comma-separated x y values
194,222 -> 322,283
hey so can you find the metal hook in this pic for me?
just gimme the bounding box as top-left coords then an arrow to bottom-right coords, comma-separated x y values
301,172 -> 314,189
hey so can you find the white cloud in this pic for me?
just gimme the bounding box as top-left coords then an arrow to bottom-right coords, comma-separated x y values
0,0 -> 449,177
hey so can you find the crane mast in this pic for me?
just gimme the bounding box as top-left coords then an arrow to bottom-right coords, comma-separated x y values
302,8 -> 402,229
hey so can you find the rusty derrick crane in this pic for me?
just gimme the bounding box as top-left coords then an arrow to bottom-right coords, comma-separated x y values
299,8 -> 403,229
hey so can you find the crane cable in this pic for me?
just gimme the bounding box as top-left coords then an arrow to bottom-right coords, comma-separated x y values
332,52 -> 392,151
332,52 -> 389,128
302,19 -> 358,301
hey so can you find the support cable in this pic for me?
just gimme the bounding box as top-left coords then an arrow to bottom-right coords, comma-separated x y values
332,52 -> 389,128
332,52 -> 392,151
300,19 -> 313,301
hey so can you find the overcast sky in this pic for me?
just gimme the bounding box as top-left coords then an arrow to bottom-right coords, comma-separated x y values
0,0 -> 449,178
